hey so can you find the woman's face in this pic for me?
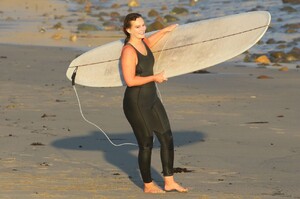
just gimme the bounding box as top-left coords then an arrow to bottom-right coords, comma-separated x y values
127,17 -> 146,40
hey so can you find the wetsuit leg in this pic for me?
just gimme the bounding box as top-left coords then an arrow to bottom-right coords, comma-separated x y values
123,86 -> 174,182
123,114 -> 154,182
123,92 -> 154,183
137,136 -> 153,183
152,99 -> 174,177
154,130 -> 174,177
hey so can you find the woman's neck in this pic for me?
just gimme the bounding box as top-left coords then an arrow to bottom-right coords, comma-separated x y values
129,37 -> 143,46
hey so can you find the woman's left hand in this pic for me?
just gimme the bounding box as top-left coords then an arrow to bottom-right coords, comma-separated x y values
164,24 -> 178,33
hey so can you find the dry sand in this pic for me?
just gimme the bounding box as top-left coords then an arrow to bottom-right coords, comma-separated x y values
1,0 -> 300,198
0,0 -> 123,48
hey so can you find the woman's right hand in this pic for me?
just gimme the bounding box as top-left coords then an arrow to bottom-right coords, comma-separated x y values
154,71 -> 167,83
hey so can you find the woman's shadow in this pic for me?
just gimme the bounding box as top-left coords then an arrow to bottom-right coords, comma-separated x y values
51,130 -> 205,189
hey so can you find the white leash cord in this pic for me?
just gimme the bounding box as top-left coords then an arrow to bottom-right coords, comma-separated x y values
154,27 -> 175,104
72,85 -> 138,147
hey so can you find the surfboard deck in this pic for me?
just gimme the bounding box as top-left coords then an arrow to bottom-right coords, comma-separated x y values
66,11 -> 271,87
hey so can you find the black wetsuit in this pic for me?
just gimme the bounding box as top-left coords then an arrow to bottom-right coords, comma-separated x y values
123,41 -> 174,183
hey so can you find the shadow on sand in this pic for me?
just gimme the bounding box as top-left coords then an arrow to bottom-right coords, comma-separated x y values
51,130 -> 205,189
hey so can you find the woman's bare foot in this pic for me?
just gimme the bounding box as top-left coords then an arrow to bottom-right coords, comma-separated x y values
164,176 -> 188,193
144,181 -> 165,194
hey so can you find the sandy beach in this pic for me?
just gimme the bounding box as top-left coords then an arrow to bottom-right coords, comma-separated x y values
1,44 -> 300,198
1,0 -> 300,198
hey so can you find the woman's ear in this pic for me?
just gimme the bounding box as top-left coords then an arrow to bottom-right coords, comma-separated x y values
126,28 -> 131,34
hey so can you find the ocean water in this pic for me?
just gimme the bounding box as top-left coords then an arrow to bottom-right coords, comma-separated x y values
66,0 -> 299,60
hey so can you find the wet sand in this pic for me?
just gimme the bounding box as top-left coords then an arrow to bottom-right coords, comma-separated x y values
1,44 -> 300,198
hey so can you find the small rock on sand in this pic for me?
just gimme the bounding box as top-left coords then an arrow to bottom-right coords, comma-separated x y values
257,75 -> 273,79
255,55 -> 271,65
128,0 -> 139,7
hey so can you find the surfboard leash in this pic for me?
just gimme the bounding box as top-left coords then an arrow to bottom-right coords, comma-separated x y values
71,67 -> 138,147
154,26 -> 176,104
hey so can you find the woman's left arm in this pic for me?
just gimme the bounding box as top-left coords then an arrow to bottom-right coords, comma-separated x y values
144,24 -> 178,48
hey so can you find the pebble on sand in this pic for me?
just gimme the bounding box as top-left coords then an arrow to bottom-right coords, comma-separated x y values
148,9 -> 160,17
279,66 -> 289,71
69,34 -> 77,42
84,1 -> 92,13
51,33 -> 63,40
77,23 -> 98,31
189,0 -> 200,6
173,167 -> 194,173
128,0 -> 139,7
52,22 -> 63,29
171,7 -> 189,15
39,28 -> 46,33
283,22 -> 300,33
282,0 -> 300,4
161,5 -> 168,11
257,75 -> 273,79
255,55 -> 271,65
280,6 -> 297,13
111,3 -> 120,9
102,21 -> 119,31
164,15 -> 179,23
31,142 -> 45,146
147,19 -> 165,32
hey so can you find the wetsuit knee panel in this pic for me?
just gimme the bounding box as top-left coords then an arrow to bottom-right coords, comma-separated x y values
156,130 -> 174,150
138,136 -> 153,150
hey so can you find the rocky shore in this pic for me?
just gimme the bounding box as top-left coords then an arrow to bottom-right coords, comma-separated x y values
1,0 -> 299,63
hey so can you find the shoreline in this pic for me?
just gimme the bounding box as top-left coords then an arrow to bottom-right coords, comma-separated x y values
0,0 -> 299,54
0,31 -> 124,50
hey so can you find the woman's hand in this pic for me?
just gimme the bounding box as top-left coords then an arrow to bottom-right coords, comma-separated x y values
145,24 -> 178,48
163,24 -> 179,33
154,71 -> 168,83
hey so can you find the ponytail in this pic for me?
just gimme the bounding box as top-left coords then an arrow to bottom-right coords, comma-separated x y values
123,32 -> 130,45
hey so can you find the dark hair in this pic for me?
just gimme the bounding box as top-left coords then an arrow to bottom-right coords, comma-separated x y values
123,13 -> 142,45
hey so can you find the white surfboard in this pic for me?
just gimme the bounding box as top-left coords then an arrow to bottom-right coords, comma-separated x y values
66,11 -> 271,87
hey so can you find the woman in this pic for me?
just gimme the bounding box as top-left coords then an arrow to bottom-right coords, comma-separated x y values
121,13 -> 188,194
